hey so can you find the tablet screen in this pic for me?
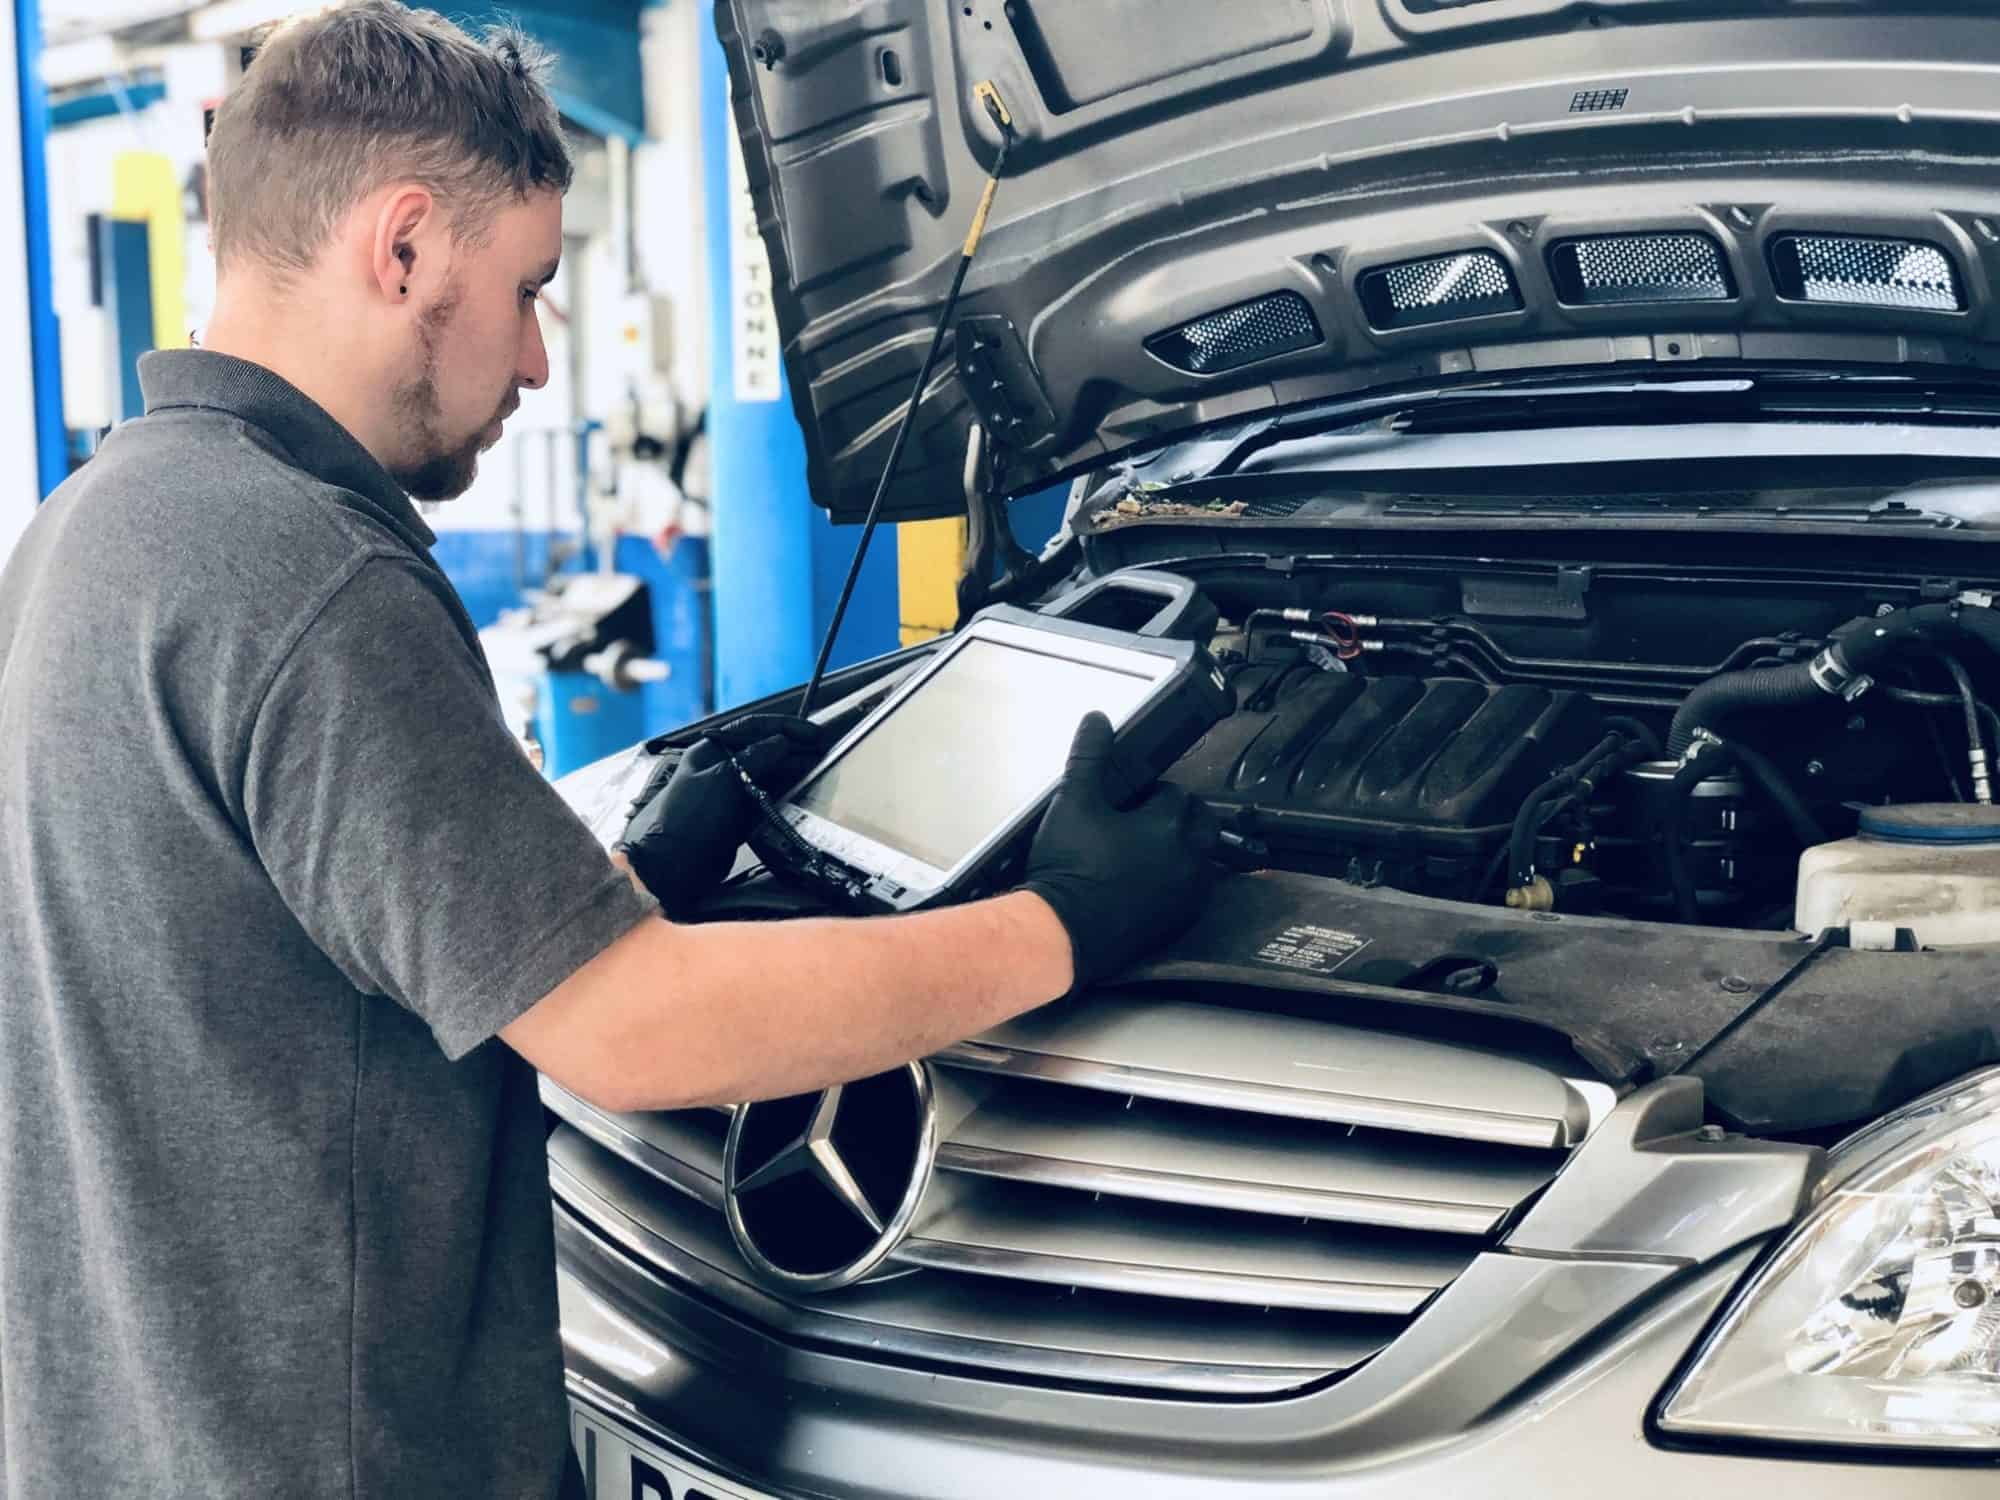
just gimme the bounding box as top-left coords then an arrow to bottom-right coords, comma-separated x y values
790,636 -> 1160,874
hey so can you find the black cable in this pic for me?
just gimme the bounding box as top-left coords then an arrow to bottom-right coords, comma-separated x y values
799,89 -> 1014,716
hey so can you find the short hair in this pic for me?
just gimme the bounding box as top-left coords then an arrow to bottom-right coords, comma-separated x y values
206,1 -> 573,277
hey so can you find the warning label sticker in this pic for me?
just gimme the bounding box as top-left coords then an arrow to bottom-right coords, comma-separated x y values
1254,925 -> 1371,975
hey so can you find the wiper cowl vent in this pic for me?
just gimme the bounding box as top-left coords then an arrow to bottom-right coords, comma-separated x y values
1769,234 -> 1965,312
1146,291 -> 1323,375
1548,232 -> 1734,306
1358,251 -> 1521,330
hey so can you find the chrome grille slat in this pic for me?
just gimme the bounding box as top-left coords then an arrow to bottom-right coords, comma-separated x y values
940,996 -> 1589,1149
933,1084 -> 1557,1235
545,988 -> 1605,1396
551,1127 -> 1397,1395
900,1177 -> 1473,1314
542,1080 -> 726,1210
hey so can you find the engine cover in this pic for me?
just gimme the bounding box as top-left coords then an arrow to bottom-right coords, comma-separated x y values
1169,666 -> 1605,898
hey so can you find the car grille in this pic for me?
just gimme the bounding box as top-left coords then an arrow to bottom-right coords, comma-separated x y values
545,990 -> 1602,1397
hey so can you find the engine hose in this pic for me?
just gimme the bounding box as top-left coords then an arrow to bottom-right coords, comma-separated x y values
1662,748 -> 1732,924
1937,652 -> 1992,803
1724,738 -> 1829,848
1668,600 -> 2000,756
1659,739 -> 1824,921
1872,676 -> 2000,764
1666,662 -> 1824,757
1507,732 -> 1628,887
1940,603 -> 2000,666
1602,714 -> 1663,757
1883,684 -> 1960,707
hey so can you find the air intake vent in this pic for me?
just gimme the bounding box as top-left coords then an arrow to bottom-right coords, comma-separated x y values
1146,292 -> 1323,375
1358,251 -> 1521,330
1548,232 -> 1733,306
1768,234 -> 1964,312
1569,88 -> 1628,114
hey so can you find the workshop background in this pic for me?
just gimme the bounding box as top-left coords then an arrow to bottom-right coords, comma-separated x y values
0,0 -> 1068,776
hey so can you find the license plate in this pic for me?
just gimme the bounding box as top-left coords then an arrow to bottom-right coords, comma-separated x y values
571,1403 -> 779,1500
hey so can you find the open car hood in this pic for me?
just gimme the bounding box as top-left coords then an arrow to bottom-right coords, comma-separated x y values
715,0 -> 2000,522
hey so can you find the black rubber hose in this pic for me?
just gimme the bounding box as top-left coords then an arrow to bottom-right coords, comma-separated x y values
1507,733 -> 1627,886
1883,656 -> 1999,802
1603,715 -> 1663,757
1725,738 -> 1829,848
1666,662 -> 1824,757
1937,652 -> 1989,801
1934,603 -> 2000,666
1883,684 -> 1960,706
1828,604 -> 1958,672
1882,682 -> 2000,768
1668,602 -> 2000,757
1662,748 -> 1733,924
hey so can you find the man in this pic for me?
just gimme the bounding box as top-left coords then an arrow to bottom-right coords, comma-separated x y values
0,5 -> 1215,1498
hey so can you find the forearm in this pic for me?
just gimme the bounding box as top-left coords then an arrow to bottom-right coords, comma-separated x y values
520,891 -> 1074,1112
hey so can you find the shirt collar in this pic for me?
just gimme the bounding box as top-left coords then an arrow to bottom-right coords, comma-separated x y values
137,350 -> 437,550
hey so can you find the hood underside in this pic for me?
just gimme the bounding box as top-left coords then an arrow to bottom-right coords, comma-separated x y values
716,0 -> 2000,522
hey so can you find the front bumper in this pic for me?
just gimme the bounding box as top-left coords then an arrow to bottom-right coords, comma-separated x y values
555,1204 -> 1997,1500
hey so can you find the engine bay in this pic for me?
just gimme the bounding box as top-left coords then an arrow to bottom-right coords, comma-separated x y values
651,547 -> 2000,1129
1055,556 -> 2000,939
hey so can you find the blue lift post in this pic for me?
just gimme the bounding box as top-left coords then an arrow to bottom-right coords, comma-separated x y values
94,215 -> 155,422
699,15 -> 899,712
15,0 -> 64,498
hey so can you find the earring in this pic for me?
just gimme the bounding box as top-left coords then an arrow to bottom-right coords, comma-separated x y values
399,285 -> 408,296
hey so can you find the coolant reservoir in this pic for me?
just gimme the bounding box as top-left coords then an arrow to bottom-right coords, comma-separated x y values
1796,804 -> 2000,947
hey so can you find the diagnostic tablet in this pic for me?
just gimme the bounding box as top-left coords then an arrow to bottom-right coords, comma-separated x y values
751,605 -> 1231,912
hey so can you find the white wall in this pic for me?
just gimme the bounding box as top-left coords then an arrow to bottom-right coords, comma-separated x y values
431,0 -> 714,547
636,0 -> 710,415
422,147 -> 595,538
41,58 -> 210,433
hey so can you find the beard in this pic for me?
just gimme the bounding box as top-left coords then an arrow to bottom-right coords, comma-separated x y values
388,284 -> 506,501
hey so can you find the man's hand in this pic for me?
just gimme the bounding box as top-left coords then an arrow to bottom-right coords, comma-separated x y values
616,715 -> 830,919
1021,712 -> 1219,989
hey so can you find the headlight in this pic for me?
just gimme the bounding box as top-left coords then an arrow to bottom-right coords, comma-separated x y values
1660,1067 -> 2000,1452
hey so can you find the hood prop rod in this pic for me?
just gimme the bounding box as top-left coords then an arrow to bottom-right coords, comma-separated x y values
798,81 -> 1016,716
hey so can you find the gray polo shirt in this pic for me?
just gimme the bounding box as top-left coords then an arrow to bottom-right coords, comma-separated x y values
0,351 -> 658,1498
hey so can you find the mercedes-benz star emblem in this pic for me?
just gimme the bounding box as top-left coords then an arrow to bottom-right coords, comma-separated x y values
723,1061 -> 938,1293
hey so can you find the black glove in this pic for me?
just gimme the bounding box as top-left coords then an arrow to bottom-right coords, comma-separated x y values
617,715 -> 831,919
1022,712 -> 1220,989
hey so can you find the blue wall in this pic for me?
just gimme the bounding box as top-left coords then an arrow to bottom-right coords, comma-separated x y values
448,0 -> 646,140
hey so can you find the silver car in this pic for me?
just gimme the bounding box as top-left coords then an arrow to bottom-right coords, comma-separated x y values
545,2 -> 2000,1493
